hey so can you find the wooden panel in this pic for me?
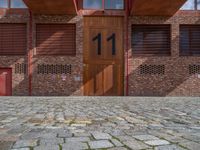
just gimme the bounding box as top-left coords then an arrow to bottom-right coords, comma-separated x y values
0,69 -> 12,96
0,24 -> 27,55
180,25 -> 200,56
23,0 -> 76,14
132,25 -> 171,56
36,24 -> 76,55
83,17 -> 124,96
131,0 -> 186,16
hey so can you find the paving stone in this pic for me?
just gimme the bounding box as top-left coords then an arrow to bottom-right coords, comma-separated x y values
123,139 -> 150,150
13,140 -> 38,148
155,145 -> 185,150
62,142 -> 88,150
88,140 -> 114,149
74,132 -> 91,137
58,131 -> 72,138
110,139 -> 124,147
145,140 -> 170,146
34,145 -> 59,150
179,141 -> 200,150
65,137 -> 90,142
108,147 -> 128,150
0,97 -> 200,150
92,132 -> 112,140
133,134 -> 159,141
11,148 -> 30,150
40,138 -> 64,145
0,141 -> 13,150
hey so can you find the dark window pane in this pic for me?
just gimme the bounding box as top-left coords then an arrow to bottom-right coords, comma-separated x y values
83,0 -> 103,9
132,25 -> 171,56
0,0 -> 8,8
105,0 -> 124,9
180,25 -> 200,56
11,0 -> 27,8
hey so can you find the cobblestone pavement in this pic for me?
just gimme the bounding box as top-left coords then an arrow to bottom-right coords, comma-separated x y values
0,97 -> 200,150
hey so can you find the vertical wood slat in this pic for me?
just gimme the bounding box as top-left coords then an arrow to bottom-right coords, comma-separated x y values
36,24 -> 76,55
0,23 -> 27,55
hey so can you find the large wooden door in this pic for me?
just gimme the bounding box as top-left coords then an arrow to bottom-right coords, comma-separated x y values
84,17 -> 124,96
0,69 -> 12,96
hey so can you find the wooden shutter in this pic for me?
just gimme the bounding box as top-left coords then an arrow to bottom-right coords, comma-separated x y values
180,25 -> 200,56
132,25 -> 171,56
36,24 -> 76,55
0,23 -> 27,55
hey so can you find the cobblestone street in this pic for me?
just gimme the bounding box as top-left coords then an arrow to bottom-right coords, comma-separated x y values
0,97 -> 200,150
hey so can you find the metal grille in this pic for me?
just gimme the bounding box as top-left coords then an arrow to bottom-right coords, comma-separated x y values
15,63 -> 27,74
37,64 -> 72,74
140,65 -> 165,75
189,64 -> 200,74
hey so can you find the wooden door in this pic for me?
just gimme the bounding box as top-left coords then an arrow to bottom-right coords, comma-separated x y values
83,17 -> 124,96
0,68 -> 12,96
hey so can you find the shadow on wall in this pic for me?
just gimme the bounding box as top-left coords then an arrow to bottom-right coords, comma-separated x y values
30,15 -> 83,96
128,18 -> 200,96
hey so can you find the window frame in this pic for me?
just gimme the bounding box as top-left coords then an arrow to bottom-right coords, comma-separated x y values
180,0 -> 200,11
83,0 -> 125,10
179,24 -> 200,56
131,24 -> 172,57
0,0 -> 27,9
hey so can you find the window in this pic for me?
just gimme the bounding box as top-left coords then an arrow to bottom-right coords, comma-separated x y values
36,24 -> 76,55
105,0 -> 124,9
0,24 -> 27,55
180,0 -> 200,10
0,0 -> 8,8
11,0 -> 27,8
132,25 -> 171,56
83,0 -> 103,9
83,0 -> 124,9
180,25 -> 200,56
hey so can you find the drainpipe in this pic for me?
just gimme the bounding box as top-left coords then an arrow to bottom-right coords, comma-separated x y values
125,0 -> 130,96
28,11 -> 33,96
73,0 -> 79,15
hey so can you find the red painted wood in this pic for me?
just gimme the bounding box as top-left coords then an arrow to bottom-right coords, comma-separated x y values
0,69 -> 12,96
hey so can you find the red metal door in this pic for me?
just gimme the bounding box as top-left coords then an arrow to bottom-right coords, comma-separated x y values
0,69 -> 12,96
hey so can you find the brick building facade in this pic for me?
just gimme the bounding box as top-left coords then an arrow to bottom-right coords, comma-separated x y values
0,0 -> 200,96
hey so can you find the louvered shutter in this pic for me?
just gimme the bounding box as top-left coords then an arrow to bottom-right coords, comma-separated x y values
0,23 -> 27,55
36,24 -> 76,55
180,25 -> 200,56
132,25 -> 171,56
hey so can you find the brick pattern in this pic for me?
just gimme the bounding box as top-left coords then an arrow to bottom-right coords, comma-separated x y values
0,11 -> 200,96
32,15 -> 83,96
128,14 -> 200,96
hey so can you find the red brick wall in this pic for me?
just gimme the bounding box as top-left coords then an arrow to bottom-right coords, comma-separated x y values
1,10 -> 200,96
128,12 -> 200,96
31,15 -> 83,96
0,12 -> 29,96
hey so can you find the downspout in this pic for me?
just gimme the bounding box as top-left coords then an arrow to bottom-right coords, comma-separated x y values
125,0 -> 130,96
73,0 -> 79,15
28,11 -> 33,96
